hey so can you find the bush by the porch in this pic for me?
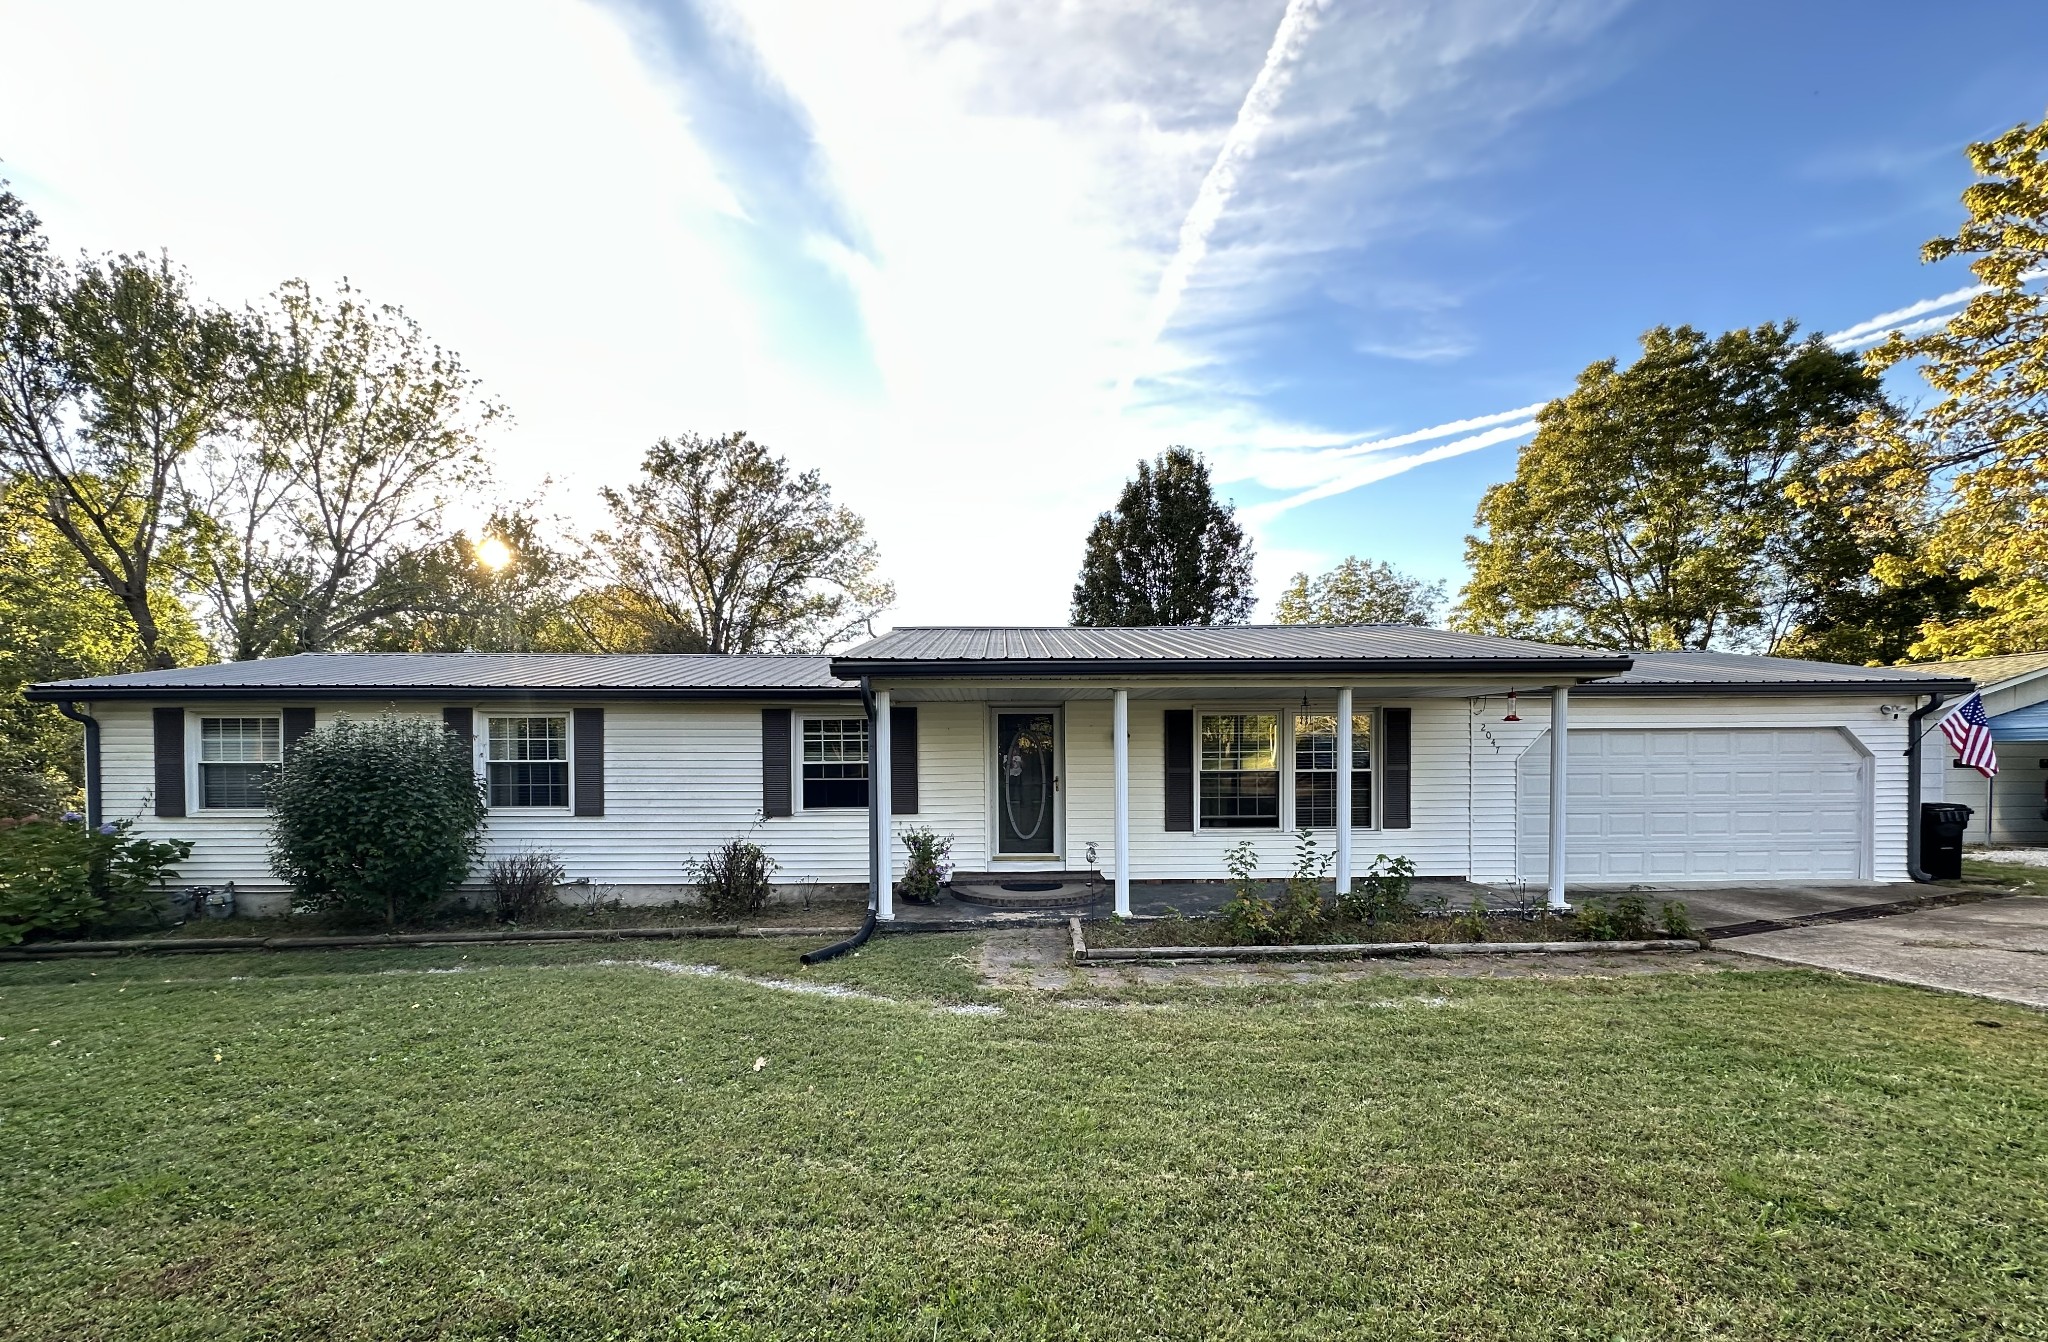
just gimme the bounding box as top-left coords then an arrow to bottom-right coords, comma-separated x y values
268,716 -> 486,927
0,815 -> 191,945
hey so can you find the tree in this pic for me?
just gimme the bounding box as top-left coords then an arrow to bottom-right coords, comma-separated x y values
592,432 -> 892,654
0,184 -> 249,668
268,715 -> 487,927
0,476 -> 205,814
1453,322 -> 1893,651
1275,557 -> 1443,626
1071,446 -> 1255,626
181,279 -> 497,659
363,508 -> 595,652
1819,113 -> 2048,658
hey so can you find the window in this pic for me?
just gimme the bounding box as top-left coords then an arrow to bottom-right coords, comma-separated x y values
1199,713 -> 1279,828
199,716 -> 280,808
487,715 -> 569,807
802,717 -> 869,808
1294,713 -> 1372,829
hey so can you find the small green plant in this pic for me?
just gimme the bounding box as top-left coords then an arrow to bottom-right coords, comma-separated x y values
1658,899 -> 1696,939
1612,891 -> 1655,940
1272,828 -> 1332,942
0,815 -> 191,945
1339,852 -> 1415,923
692,838 -> 777,917
487,848 -> 566,922
897,826 -> 953,904
1452,893 -> 1489,943
1217,839 -> 1277,944
1575,896 -> 1616,941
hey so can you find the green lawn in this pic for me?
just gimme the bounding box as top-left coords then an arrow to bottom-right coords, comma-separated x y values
2,936 -> 2044,1340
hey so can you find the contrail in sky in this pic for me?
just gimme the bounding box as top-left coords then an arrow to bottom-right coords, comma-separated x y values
1121,0 -> 1330,399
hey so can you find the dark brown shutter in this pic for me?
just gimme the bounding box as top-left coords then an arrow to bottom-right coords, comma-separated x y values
282,707 -> 315,757
1163,709 -> 1193,832
1382,706 -> 1411,830
890,705 -> 918,814
572,707 -> 604,816
152,707 -> 185,818
761,708 -> 792,818
442,706 -> 474,750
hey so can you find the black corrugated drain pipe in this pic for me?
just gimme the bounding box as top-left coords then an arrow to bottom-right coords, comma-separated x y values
1905,692 -> 1946,883
802,677 -> 881,965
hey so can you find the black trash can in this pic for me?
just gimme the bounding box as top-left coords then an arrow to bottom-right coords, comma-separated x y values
1920,802 -> 1974,880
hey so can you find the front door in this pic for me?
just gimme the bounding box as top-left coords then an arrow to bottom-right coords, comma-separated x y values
995,711 -> 1059,856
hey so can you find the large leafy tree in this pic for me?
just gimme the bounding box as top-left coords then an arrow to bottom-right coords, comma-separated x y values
1821,114 -> 2048,658
181,279 -> 497,659
0,185 -> 249,668
593,432 -> 892,654
1453,322 -> 1902,651
365,508 -> 595,653
1071,446 -> 1255,626
0,476 -> 204,814
1275,556 -> 1443,626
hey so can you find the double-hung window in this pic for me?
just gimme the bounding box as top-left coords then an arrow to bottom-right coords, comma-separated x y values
1198,713 -> 1280,828
1293,713 -> 1372,829
487,715 -> 569,808
198,716 -> 281,809
802,717 -> 869,808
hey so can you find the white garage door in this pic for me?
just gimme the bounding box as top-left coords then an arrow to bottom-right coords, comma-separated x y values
1518,728 -> 1869,882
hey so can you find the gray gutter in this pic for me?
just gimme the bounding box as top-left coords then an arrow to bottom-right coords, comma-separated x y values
1576,676 -> 1978,697
51,701 -> 100,828
828,655 -> 1637,680
24,684 -> 860,703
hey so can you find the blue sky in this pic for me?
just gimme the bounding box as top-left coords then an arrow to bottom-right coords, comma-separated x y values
3,1 -> 2045,630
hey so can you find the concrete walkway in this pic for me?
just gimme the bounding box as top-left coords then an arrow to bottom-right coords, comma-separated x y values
1724,895 -> 2048,1009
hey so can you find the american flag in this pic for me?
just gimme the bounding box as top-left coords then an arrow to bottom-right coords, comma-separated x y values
1938,693 -> 1999,777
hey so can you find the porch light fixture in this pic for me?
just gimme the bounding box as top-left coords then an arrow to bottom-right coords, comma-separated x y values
1503,689 -> 1521,723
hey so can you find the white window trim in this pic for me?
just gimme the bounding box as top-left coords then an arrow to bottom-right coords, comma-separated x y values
478,710 -> 574,814
793,712 -> 872,814
187,709 -> 283,815
1191,704 -> 1382,834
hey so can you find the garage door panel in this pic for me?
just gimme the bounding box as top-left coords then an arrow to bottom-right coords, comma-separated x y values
1522,728 -> 1867,883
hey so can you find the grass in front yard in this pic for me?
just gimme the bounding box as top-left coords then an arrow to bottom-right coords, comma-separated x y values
2,937 -> 2044,1340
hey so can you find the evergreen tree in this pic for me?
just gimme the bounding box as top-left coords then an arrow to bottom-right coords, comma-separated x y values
1071,447 -> 1255,626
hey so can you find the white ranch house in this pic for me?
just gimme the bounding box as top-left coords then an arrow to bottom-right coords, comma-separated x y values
29,626 -> 1976,916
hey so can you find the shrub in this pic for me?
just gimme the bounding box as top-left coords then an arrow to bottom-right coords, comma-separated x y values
1274,828 -> 1332,941
488,848 -> 566,922
1658,899 -> 1696,940
693,838 -> 776,917
1338,852 -> 1416,923
1217,839 -> 1276,944
1612,891 -> 1655,940
1452,893 -> 1489,943
268,715 -> 487,927
0,815 -> 190,945
1575,896 -> 1616,941
897,826 -> 953,904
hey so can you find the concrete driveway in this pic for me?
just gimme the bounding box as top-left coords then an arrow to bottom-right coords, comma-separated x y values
1721,895 -> 2048,1009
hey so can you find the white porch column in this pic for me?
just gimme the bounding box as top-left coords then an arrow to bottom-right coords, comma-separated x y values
1112,688 -> 1131,917
875,689 -> 894,922
1547,684 -> 1569,910
1334,686 -> 1354,894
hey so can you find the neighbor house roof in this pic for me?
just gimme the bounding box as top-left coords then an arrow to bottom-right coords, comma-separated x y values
23,652 -> 859,702
829,625 -> 1635,678
1906,650 -> 2048,692
1577,650 -> 1976,696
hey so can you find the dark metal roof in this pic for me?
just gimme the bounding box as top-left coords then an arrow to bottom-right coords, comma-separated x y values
26,653 -> 856,702
831,625 -> 1635,678
1580,650 -> 1976,696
